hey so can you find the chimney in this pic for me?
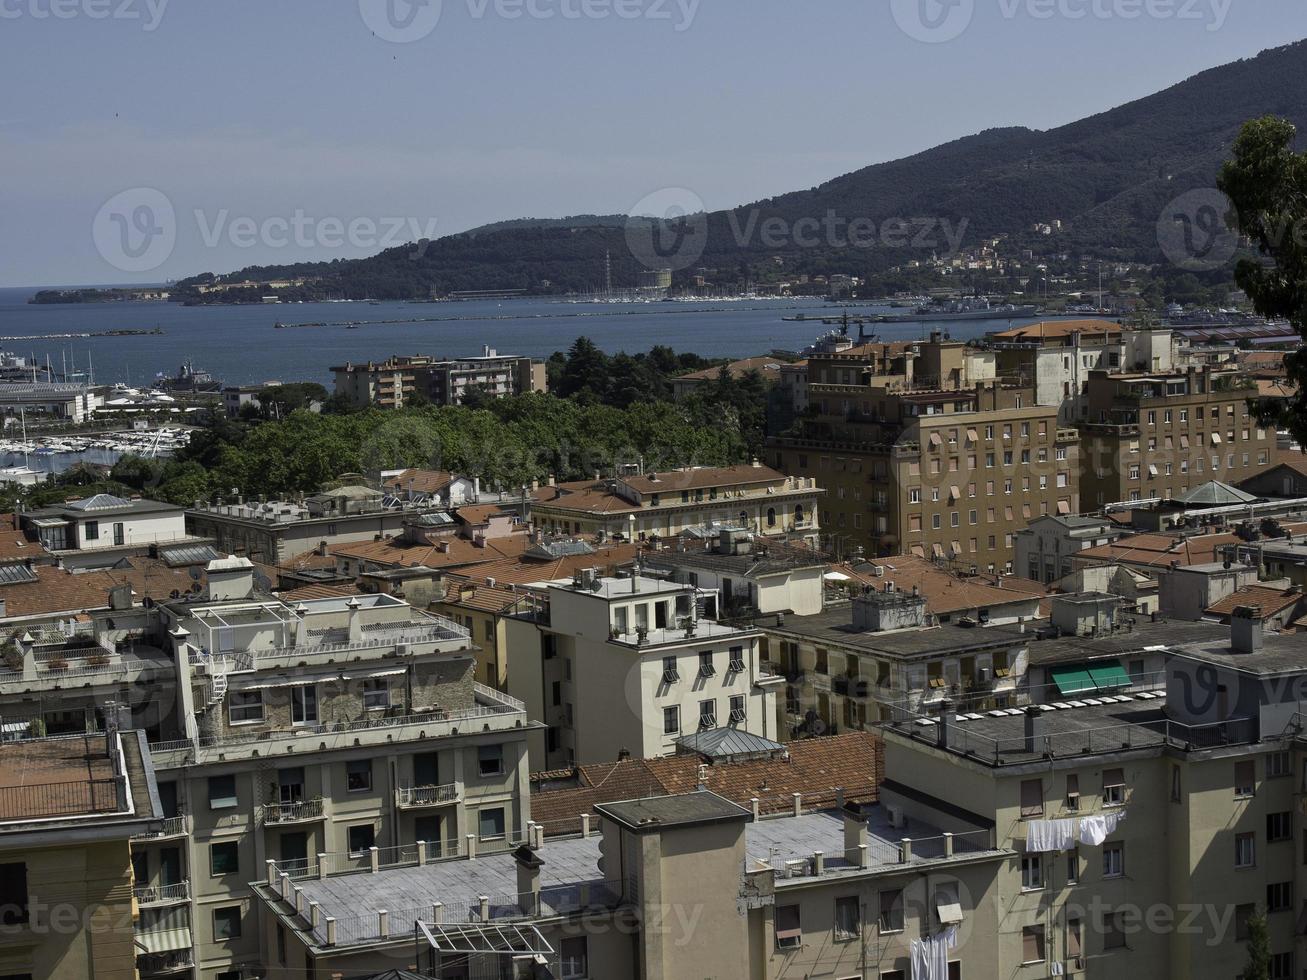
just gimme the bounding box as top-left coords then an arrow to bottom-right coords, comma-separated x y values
346,597 -> 362,643
1231,605 -> 1264,655
1024,705 -> 1043,754
843,802 -> 869,867
937,699 -> 955,749
512,844 -> 544,916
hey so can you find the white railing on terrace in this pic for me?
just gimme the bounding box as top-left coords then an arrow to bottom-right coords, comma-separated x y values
256,617 -> 470,661
396,783 -> 460,807
133,880 -> 190,905
270,832 -> 534,882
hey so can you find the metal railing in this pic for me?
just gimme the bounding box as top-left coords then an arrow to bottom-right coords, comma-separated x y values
133,881 -> 190,905
261,798 -> 325,824
271,829 -> 534,882
132,814 -> 189,840
136,950 -> 194,974
257,618 -> 469,661
396,784 -> 460,807
0,777 -> 123,821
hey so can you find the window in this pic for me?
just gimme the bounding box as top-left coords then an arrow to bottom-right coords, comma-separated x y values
348,824 -> 375,856
662,655 -> 679,684
1269,750 -> 1292,778
698,651 -> 716,678
1067,917 -> 1083,962
1270,952 -> 1293,979
478,744 -> 504,778
1102,768 -> 1125,806
478,807 -> 506,841
484,620 -> 495,642
362,679 -> 390,710
663,706 -> 680,735
212,906 -> 242,941
775,904 -> 802,950
1235,760 -> 1256,797
1102,842 -> 1124,878
1268,811 -> 1292,842
1020,779 -> 1043,818
1103,910 -> 1127,950
210,842 -> 240,877
1235,903 -> 1255,940
1268,881 -> 1293,913
228,690 -> 264,724
699,699 -> 717,730
1236,832 -> 1256,869
208,775 -> 238,810
346,759 -> 371,793
728,647 -> 745,673
560,936 -> 589,979
0,863 -> 28,925
934,882 -> 963,925
729,695 -> 746,725
1021,854 -> 1043,890
1064,774 -> 1080,812
1066,848 -> 1080,884
1021,925 -> 1045,963
835,896 -> 860,941
290,685 -> 318,725
878,889 -> 904,932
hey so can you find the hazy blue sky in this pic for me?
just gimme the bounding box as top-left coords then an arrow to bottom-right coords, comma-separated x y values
3,0 -> 1306,285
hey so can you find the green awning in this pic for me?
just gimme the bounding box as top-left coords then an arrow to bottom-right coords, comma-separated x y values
1087,661 -> 1132,691
1049,666 -> 1096,696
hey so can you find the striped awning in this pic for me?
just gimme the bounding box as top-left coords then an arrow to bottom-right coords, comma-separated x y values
135,926 -> 192,954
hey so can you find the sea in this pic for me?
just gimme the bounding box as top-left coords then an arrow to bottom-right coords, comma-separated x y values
0,286 -> 1055,388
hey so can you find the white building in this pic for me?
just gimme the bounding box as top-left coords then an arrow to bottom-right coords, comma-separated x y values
21,494 -> 189,566
505,570 -> 782,769
1014,514 -> 1125,584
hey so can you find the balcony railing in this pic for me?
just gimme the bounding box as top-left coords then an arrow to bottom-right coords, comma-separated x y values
131,814 -> 190,841
133,881 -> 190,906
253,617 -> 470,662
260,797 -> 325,825
396,783 -> 460,808
137,950 -> 194,974
0,777 -> 124,822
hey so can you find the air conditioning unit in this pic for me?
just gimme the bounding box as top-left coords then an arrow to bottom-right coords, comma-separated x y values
886,804 -> 906,829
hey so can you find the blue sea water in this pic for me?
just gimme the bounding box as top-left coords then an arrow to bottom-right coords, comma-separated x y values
0,287 -> 1047,388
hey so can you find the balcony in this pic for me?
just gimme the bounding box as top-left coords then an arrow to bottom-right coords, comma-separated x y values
136,950 -> 194,976
132,814 -> 190,842
260,797 -> 325,825
395,783 -> 460,809
134,881 -> 190,907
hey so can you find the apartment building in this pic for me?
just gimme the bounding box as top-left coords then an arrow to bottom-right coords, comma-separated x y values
503,570 -> 781,770
332,347 -> 547,409
248,788 -> 1013,980
0,729 -> 164,980
771,378 -> 1079,570
21,494 -> 190,568
0,553 -> 538,980
879,613 -> 1307,979
1077,366 -> 1277,509
1015,514 -> 1126,584
528,463 -> 824,544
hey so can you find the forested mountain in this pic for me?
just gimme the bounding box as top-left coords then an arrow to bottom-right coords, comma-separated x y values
169,40 -> 1307,301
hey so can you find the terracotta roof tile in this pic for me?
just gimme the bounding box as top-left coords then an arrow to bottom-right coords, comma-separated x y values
1205,586 -> 1304,619
622,465 -> 786,495
834,555 -> 1050,617
438,580 -> 524,614
383,469 -> 456,495
530,733 -> 881,837
279,583 -> 362,602
452,543 -> 643,587
332,533 -> 530,571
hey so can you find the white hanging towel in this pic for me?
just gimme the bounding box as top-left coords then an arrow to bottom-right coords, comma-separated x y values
1024,818 -> 1078,853
1078,809 -> 1127,846
910,925 -> 959,980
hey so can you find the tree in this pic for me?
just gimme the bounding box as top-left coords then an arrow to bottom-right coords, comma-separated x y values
1243,909 -> 1270,980
1217,115 -> 1307,445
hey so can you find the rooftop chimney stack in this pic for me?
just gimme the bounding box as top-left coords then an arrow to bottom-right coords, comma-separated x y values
937,699 -> 955,750
1024,705 -> 1043,754
843,802 -> 869,867
1231,605 -> 1264,655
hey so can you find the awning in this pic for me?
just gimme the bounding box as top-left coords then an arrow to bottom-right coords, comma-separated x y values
949,486 -> 961,501
1049,666 -> 1097,696
135,926 -> 193,954
824,571 -> 852,582
967,428 -> 979,444
930,432 -> 943,447
1181,435 -> 1190,449
1087,661 -> 1132,691
1212,433 -> 1222,445
1057,500 -> 1072,515
420,921 -> 554,957
910,545 -> 926,558
1148,464 -> 1158,477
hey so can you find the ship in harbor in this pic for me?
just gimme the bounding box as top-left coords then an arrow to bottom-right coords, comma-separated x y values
154,359 -> 221,393
870,298 -> 1039,323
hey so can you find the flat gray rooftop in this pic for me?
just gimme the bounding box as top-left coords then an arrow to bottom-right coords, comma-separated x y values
1026,618 -> 1226,667
596,790 -> 750,831
1169,632 -> 1307,676
766,612 -> 1027,659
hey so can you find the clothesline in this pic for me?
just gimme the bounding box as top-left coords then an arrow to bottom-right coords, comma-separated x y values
1024,810 -> 1128,852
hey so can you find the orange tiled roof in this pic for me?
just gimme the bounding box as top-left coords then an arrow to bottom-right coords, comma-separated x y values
455,504 -> 514,525
278,583 -> 362,602
990,319 -> 1123,341
383,469 -> 456,495
621,464 -> 787,495
835,555 -> 1050,617
453,543 -> 643,587
675,356 -> 785,383
332,533 -> 530,571
438,579 -> 524,614
530,732 -> 881,836
1205,586 -> 1304,619
530,481 -> 640,515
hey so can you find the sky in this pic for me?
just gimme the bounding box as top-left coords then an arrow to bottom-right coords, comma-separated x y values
2,0 -> 1307,286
